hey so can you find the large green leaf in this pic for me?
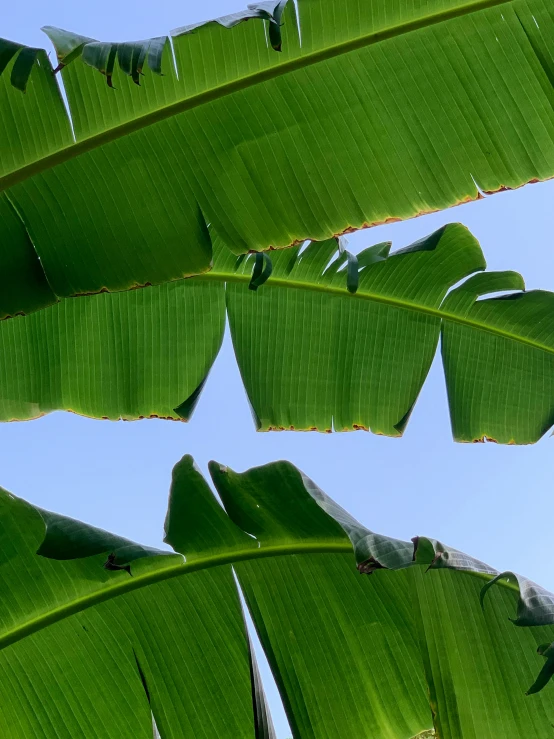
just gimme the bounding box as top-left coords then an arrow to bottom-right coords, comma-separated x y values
226,226 -> 554,443
1,223 -> 553,443
212,462 -> 554,738
1,455 -> 554,736
0,459 -> 274,739
225,223 -> 484,436
1,0 -> 554,313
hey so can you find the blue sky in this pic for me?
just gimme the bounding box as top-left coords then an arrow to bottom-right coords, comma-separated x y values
3,2 -> 554,736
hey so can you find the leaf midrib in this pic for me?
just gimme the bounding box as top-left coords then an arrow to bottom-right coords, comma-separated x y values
196,270 -> 554,357
0,541 -> 351,651
0,539 -> 517,653
0,0 -> 514,192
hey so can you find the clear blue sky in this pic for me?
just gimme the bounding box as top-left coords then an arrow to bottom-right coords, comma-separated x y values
2,2 -> 554,736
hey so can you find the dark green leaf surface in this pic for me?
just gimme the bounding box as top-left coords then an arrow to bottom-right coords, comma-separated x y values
0,195 -> 56,319
2,223 -> 554,443
1,0 -> 554,312
37,506 -> 166,565
42,27 -> 167,83
0,456 -> 553,735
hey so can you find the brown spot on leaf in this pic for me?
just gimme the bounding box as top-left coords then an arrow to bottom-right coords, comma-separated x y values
411,536 -> 420,561
357,557 -> 385,575
429,551 -> 444,569
104,552 -> 131,574
65,409 -> 185,422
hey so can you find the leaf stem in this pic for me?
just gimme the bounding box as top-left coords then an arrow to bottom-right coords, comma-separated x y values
0,541 -> 351,651
0,539 -> 520,652
195,270 -> 554,357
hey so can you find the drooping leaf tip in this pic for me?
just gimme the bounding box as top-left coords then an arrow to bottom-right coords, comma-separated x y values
480,572 -> 515,611
249,252 -> 273,290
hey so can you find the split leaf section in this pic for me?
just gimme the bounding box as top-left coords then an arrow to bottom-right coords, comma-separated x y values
1,0 -> 554,312
1,456 -> 554,737
2,223 -> 554,444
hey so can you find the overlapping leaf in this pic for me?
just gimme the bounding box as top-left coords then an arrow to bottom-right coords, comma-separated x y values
0,456 -> 553,737
1,223 -> 553,444
1,0 -> 554,313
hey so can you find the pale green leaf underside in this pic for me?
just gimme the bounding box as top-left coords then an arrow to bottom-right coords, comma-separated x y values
1,0 -> 554,315
0,279 -> 225,422
1,223 -> 553,444
1,456 -> 554,737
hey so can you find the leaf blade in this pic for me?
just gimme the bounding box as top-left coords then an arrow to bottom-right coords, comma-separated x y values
1,1 -> 554,309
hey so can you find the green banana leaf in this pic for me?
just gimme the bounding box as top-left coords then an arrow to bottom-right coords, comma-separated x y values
1,223 -> 553,444
1,0 -> 554,314
1,454 -> 554,737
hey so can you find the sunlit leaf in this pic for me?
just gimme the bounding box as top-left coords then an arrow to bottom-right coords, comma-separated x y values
1,0 -> 554,311
2,224 -> 553,444
0,456 -> 553,736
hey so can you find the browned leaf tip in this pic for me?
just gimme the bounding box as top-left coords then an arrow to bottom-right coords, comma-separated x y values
472,435 -> 498,444
133,415 -> 185,421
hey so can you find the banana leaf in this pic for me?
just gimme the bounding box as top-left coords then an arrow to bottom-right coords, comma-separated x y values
1,0 -> 554,313
1,223 -> 553,444
0,455 -> 553,737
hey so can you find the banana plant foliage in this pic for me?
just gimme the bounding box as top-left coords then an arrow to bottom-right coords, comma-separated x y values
1,223 -> 553,444
0,455 -> 553,738
1,0 -> 554,315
